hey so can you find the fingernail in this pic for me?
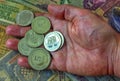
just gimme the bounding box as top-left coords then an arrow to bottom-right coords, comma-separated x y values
6,39 -> 18,50
6,25 -> 21,36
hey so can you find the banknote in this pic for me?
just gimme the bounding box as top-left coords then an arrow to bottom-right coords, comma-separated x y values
0,51 -> 52,81
83,0 -> 120,18
11,0 -> 61,12
0,25 -> 11,59
0,0 -> 61,26
0,0 -> 34,26
0,0 -> 31,59
0,51 -> 77,81
96,0 -> 120,18
61,0 -> 83,8
1,0 -> 120,81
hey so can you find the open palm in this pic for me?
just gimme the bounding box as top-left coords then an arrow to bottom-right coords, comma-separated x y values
6,5 -> 119,76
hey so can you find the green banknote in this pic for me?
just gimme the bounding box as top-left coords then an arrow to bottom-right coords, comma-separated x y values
0,0 -> 35,59
61,0 -> 83,8
0,0 -> 59,26
0,0 -> 35,26
9,0 -> 61,12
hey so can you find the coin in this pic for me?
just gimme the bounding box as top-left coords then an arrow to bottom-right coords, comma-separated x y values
25,30 -> 44,47
28,48 -> 51,70
44,31 -> 62,52
31,16 -> 51,34
18,38 -> 35,56
16,10 -> 34,26
54,31 -> 64,48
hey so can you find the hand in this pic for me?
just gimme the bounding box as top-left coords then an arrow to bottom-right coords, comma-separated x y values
6,4 -> 120,76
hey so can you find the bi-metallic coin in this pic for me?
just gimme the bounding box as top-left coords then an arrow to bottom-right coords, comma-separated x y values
44,31 -> 62,52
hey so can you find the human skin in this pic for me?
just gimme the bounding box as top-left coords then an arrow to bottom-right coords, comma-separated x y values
6,4 -> 120,77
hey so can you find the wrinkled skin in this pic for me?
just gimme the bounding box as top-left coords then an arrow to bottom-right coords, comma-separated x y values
6,5 -> 120,77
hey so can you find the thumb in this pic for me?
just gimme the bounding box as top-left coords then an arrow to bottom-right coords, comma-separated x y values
48,4 -> 90,21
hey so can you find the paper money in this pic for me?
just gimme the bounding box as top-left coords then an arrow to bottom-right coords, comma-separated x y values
0,51 -> 49,81
0,25 -> 11,59
83,0 -> 106,10
61,0 -> 83,8
0,0 -> 33,26
1,0 -> 120,81
0,0 -> 31,59
11,0 -> 61,12
47,72 -> 71,81
96,0 -> 120,17
0,51 -> 75,81
84,0 -> 120,18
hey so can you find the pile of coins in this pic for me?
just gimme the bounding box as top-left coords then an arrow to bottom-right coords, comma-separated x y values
16,10 -> 64,70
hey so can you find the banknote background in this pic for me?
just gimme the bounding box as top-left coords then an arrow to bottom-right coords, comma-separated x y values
0,0 -> 120,81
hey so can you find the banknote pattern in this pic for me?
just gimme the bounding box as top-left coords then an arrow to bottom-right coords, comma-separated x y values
83,0 -> 120,18
11,0 -> 61,12
0,26 -> 10,59
0,51 -> 73,81
1,0 -> 120,81
0,51 -> 40,81
0,0 -> 35,59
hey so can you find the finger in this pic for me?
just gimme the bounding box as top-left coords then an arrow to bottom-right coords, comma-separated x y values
6,25 -> 31,37
6,38 -> 19,50
48,4 -> 91,21
17,56 -> 31,68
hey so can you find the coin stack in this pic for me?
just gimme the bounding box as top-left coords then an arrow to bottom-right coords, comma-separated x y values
16,10 -> 64,70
